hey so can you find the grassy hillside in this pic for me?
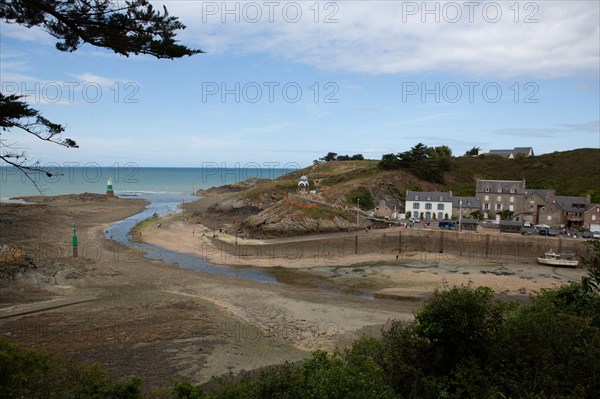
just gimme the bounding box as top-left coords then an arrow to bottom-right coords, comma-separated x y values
238,148 -> 600,206
448,148 -> 600,201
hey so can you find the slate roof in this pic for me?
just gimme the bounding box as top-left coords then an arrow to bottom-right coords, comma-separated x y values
452,197 -> 479,208
406,191 -> 453,202
524,189 -> 555,201
487,147 -> 534,158
553,196 -> 589,212
513,147 -> 534,156
585,204 -> 600,213
488,149 -> 514,157
476,179 -> 526,194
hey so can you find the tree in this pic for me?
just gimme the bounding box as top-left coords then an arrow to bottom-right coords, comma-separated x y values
499,210 -> 514,220
469,210 -> 483,220
464,146 -> 480,156
427,145 -> 452,158
378,153 -> 402,170
1,0 -> 201,185
320,152 -> 338,162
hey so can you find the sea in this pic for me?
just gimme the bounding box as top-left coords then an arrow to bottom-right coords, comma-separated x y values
0,165 -> 297,199
1,165 -> 298,283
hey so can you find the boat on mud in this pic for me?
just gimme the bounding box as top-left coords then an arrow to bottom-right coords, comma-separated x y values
537,251 -> 578,267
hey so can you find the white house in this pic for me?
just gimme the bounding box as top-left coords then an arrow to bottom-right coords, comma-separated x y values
405,191 -> 454,220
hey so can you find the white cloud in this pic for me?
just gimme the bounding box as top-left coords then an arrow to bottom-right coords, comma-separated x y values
70,73 -> 139,88
163,0 -> 600,78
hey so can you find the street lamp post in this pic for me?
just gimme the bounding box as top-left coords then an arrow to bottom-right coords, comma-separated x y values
458,198 -> 462,231
357,198 -> 360,226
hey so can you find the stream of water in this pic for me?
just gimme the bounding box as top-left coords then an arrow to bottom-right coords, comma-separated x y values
104,192 -> 280,284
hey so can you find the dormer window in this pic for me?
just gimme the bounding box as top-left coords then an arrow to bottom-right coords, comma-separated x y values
497,188 -> 502,193
415,195 -> 419,201
485,188 -> 490,192
439,196 -> 443,201
510,188 -> 515,193
426,196 -> 431,201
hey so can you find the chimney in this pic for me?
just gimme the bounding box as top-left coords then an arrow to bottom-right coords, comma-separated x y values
449,190 -> 453,198
585,194 -> 591,204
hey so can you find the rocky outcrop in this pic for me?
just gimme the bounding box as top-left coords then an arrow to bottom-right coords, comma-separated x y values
242,201 -> 357,237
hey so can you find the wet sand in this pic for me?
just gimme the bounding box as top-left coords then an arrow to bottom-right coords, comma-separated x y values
139,214 -> 587,298
0,195 -> 419,388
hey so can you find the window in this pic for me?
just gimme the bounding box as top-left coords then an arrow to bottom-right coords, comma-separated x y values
413,203 -> 420,210
426,196 -> 431,201
485,188 -> 490,192
438,212 -> 444,220
529,205 -> 534,211
509,204 -> 514,212
425,203 -> 432,210
496,204 -> 502,210
484,203 -> 489,210
415,195 -> 419,201
439,196 -> 443,201
497,188 -> 502,193
437,204 -> 444,210
466,200 -> 471,205
547,215 -> 552,221
425,212 -> 431,220
510,188 -> 515,193
593,215 -> 597,221
497,196 -> 502,202
484,195 -> 489,201
509,196 -> 514,203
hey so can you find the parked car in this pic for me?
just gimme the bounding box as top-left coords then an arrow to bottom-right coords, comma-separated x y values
582,231 -> 592,239
547,228 -> 558,236
523,221 -> 532,228
593,232 -> 600,239
538,228 -> 548,236
439,220 -> 456,229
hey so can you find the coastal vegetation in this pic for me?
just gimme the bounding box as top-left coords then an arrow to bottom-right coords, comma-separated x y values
3,242 -> 599,398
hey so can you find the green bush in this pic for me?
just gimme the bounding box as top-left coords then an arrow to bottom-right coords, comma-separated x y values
346,187 -> 374,210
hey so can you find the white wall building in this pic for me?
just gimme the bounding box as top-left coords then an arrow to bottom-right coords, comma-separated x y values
405,191 -> 454,220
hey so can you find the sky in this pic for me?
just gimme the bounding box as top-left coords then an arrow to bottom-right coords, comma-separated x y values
1,0 -> 599,169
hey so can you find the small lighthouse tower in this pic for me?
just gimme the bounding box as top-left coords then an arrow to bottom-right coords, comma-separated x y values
106,177 -> 115,197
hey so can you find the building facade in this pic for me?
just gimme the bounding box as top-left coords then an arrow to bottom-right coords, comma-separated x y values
452,196 -> 480,219
405,191 -> 453,220
475,179 -> 526,220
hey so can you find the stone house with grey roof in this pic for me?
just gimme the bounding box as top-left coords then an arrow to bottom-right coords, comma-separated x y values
452,196 -> 480,219
373,199 -> 402,219
514,189 -> 555,224
476,179 -> 526,220
547,195 -> 591,229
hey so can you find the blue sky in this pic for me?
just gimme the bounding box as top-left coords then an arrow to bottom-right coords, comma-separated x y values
1,0 -> 599,169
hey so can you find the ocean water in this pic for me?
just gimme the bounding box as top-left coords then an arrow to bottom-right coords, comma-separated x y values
0,165 -> 297,199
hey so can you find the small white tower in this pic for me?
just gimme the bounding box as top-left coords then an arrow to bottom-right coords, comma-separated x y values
298,175 -> 309,194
